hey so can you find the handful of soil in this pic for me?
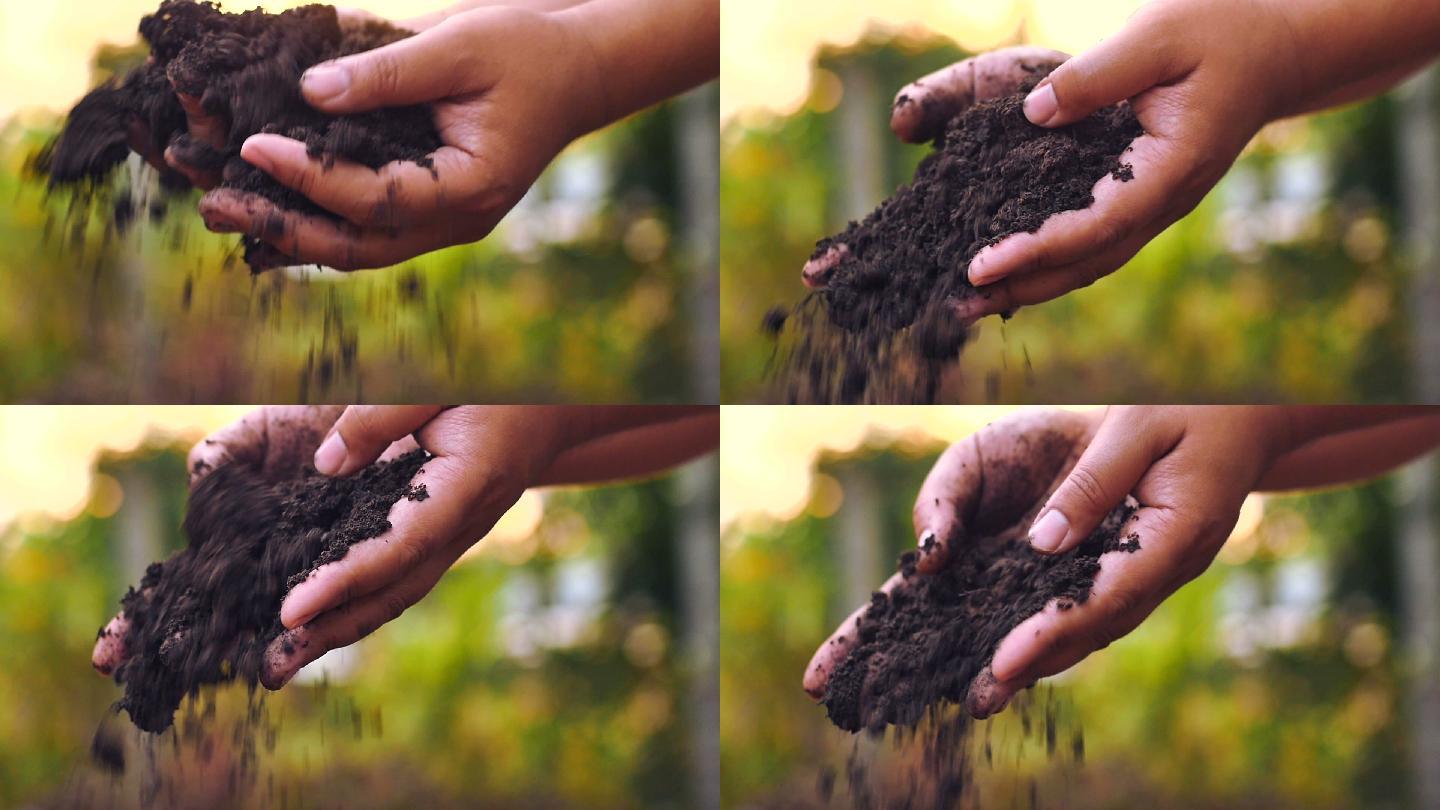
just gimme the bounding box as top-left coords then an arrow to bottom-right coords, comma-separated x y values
769,68 -> 1143,403
37,0 -> 442,270
99,449 -> 430,733
822,497 -> 1140,734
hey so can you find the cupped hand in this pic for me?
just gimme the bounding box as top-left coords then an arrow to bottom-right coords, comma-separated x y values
806,0 -> 1303,318
804,406 -> 1293,719
169,6 -> 603,270
92,405 -> 566,689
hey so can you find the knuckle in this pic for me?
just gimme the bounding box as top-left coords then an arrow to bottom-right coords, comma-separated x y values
378,591 -> 411,624
1063,465 -> 1112,512
367,53 -> 405,98
392,535 -> 431,572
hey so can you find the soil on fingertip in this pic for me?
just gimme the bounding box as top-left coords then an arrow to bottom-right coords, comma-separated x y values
822,497 -> 1140,735
101,448 -> 430,734
766,67 -> 1143,403
36,0 -> 442,271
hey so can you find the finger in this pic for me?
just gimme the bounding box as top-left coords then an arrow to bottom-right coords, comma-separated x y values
802,244 -> 847,289
313,405 -> 444,477
164,135 -> 223,190
989,504 -> 1181,687
187,406 -> 343,485
952,237 -> 1145,321
1027,412 -> 1167,555
802,572 -> 903,700
967,136 -> 1190,287
911,438 -> 985,573
92,614 -> 130,676
170,89 -> 227,151
890,46 -> 1069,143
239,134 -> 477,228
298,14 -> 491,113
913,409 -> 1094,572
279,452 -> 516,628
261,538 -> 463,689
198,189 -> 478,271
1022,10 -> 1180,128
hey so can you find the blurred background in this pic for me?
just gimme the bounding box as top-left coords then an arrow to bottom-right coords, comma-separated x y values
720,0 -> 1440,403
0,406 -> 719,809
721,406 -> 1440,808
0,0 -> 718,403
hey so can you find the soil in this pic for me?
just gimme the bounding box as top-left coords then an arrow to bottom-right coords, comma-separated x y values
102,448 -> 430,733
822,497 -> 1140,735
769,68 -> 1143,403
38,0 -> 442,271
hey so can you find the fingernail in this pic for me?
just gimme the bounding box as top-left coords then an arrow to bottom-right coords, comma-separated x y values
301,63 -> 350,104
1029,509 -> 1070,553
918,529 -> 938,556
204,215 -> 240,234
313,432 -> 348,476
240,139 -> 273,175
968,249 -> 995,285
1023,84 -> 1058,126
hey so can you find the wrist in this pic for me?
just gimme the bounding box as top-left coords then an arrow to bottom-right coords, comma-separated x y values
550,7 -> 618,138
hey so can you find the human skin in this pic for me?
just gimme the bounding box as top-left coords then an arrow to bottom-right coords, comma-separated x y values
149,0 -> 719,270
803,0 -> 1440,320
92,404 -> 718,688
803,406 -> 1440,718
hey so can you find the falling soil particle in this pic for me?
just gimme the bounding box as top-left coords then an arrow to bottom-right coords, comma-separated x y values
822,498 -> 1140,734
37,0 -> 442,271
769,67 -> 1143,403
105,449 -> 429,733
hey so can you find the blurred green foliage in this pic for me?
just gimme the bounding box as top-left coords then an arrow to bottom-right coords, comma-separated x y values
722,440 -> 1421,808
0,441 -> 707,809
0,75 -> 716,402
721,33 -> 1414,402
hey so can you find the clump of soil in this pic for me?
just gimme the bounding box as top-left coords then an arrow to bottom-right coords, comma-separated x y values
769,68 -> 1143,403
37,0 -> 442,271
101,448 -> 430,733
822,497 -> 1140,734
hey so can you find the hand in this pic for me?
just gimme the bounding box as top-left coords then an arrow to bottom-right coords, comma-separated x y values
93,404 -> 717,688
803,406 -> 1294,718
92,405 -> 555,688
807,0 -> 1440,318
194,6 -> 607,270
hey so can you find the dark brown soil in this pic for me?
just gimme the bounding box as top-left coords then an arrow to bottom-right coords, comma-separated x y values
822,498 -> 1140,735
37,0 -> 442,271
102,448 -> 430,733
769,69 -> 1143,403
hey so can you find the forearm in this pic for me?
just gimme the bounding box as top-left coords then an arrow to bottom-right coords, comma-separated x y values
1260,412 -> 1440,491
405,0 -> 588,30
557,0 -> 719,133
538,410 -> 718,486
1274,0 -> 1440,117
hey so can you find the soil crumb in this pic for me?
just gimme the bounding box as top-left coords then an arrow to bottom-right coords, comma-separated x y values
36,0 -> 442,271
104,449 -> 429,733
769,68 -> 1143,403
823,497 -> 1140,734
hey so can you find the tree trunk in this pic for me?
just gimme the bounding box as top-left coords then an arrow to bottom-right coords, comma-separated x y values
835,59 -> 886,225
676,457 -> 720,810
677,84 -> 721,403
1397,65 -> 1440,809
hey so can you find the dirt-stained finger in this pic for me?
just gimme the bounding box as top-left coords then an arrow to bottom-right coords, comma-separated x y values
803,572 -> 904,700
802,244 -> 848,289
92,614 -> 131,676
891,46 -> 1070,143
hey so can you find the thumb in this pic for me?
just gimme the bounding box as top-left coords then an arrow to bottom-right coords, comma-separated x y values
314,406 -> 445,477
1023,14 -> 1180,128
300,15 -> 481,113
1029,411 -> 1166,555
